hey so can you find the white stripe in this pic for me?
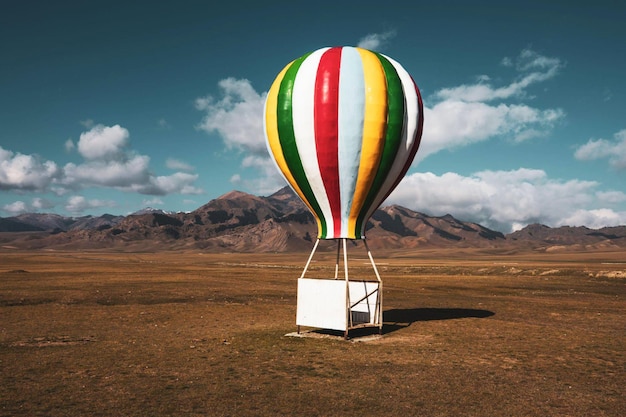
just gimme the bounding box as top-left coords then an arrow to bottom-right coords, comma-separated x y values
291,48 -> 335,236
337,47 -> 365,237
362,55 -> 422,229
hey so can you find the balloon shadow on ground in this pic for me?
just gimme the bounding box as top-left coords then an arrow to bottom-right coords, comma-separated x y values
383,308 -> 495,334
295,308 -> 495,340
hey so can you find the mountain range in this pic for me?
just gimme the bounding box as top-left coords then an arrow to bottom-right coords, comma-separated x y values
1,187 -> 625,252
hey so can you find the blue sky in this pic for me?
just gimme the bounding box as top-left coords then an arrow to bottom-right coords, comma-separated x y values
1,0 -> 625,232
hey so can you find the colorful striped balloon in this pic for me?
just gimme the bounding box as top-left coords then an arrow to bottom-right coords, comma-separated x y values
264,46 -> 424,240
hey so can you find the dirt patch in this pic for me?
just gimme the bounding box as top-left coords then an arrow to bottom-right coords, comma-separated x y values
11,335 -> 97,347
596,270 -> 626,278
284,330 -> 383,342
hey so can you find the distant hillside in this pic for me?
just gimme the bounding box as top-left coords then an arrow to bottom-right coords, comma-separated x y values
1,187 -> 625,252
0,213 -> 124,233
507,223 -> 626,251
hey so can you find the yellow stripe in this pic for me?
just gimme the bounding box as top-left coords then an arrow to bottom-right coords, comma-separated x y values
265,63 -> 291,178
347,48 -> 387,237
265,61 -> 323,234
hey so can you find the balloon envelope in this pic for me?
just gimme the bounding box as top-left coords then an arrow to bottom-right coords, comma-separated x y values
264,46 -> 423,239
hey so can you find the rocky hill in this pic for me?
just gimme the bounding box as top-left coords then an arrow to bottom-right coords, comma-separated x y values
0,213 -> 124,233
507,223 -> 626,251
1,187 -> 625,252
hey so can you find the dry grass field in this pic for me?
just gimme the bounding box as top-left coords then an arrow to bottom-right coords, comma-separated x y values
1,246 -> 624,416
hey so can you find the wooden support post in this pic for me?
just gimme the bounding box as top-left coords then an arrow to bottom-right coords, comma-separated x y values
300,239 -> 320,279
364,239 -> 383,334
334,239 -> 340,279
343,238 -> 351,336
342,238 -> 349,280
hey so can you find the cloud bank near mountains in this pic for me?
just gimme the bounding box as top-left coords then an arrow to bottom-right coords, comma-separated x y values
65,195 -> 116,214
194,47 -> 625,232
1,124 -> 202,214
389,169 -> 626,233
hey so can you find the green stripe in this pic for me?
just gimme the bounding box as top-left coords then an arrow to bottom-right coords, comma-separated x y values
355,52 -> 405,237
276,52 -> 328,238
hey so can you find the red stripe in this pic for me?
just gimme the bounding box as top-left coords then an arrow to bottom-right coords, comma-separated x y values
314,47 -> 343,237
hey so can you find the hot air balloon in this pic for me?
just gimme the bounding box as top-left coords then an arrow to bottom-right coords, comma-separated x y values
265,46 -> 424,338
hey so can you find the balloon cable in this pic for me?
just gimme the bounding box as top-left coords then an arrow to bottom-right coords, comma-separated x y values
334,239 -> 341,279
300,238 -> 320,279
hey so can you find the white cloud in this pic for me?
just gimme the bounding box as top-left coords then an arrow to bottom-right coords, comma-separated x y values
357,30 -> 397,50
418,49 -> 565,158
516,48 -> 563,74
419,101 -> 564,159
230,174 -> 241,184
1,123 -> 202,208
65,139 -> 75,153
241,154 -> 289,195
137,172 -> 202,196
561,209 -> 626,229
387,168 -> 625,232
0,146 -> 60,191
59,125 -> 203,196
2,200 -> 28,215
80,119 -> 94,128
77,124 -> 129,160
574,129 -> 626,169
63,155 -> 152,188
196,78 -> 267,154
166,158 -> 194,172
2,197 -> 56,214
435,49 -> 563,102
195,78 -> 292,195
63,157 -> 202,196
32,197 -> 55,210
596,190 -> 626,204
51,186 -> 70,197
142,197 -> 164,206
574,139 -> 612,160
65,195 -> 115,214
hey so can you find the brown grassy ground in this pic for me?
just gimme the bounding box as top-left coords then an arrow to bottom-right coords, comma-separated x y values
0,246 -> 624,416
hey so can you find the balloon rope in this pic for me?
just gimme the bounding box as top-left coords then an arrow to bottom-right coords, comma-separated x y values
334,239 -> 341,279
300,239 -> 320,279
342,238 -> 349,281
363,239 -> 382,282
363,239 -> 383,332
343,238 -> 351,331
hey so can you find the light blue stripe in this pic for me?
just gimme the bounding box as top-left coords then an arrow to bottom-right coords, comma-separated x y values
337,47 -> 365,237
